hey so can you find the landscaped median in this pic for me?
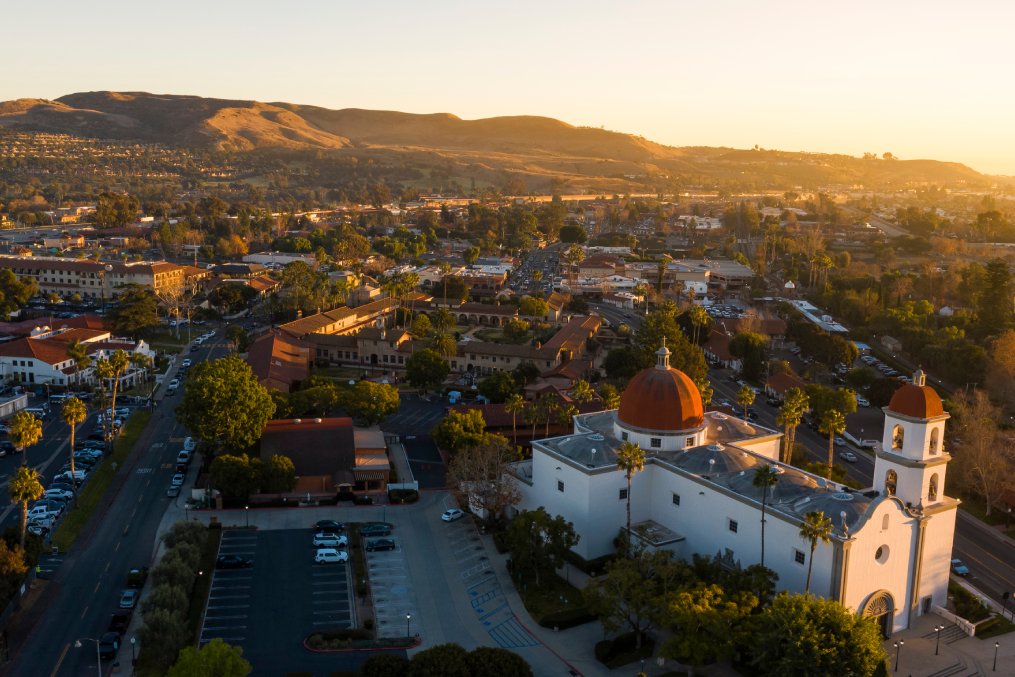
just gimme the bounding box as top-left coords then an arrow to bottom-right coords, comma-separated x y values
52,410 -> 152,552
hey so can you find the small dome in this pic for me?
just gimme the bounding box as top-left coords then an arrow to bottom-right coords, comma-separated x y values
888,369 -> 944,419
618,355 -> 704,432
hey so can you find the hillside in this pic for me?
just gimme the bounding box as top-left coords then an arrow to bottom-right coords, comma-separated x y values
0,91 -> 993,191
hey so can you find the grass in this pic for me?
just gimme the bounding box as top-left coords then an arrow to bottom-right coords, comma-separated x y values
977,615 -> 1015,639
144,330 -> 190,351
516,571 -> 587,623
52,410 -> 153,552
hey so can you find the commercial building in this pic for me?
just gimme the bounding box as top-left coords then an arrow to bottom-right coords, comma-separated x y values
0,256 -> 185,299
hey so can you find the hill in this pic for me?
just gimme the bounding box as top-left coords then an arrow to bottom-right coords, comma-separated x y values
0,91 -> 992,192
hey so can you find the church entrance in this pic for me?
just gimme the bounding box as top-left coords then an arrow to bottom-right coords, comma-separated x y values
860,590 -> 896,638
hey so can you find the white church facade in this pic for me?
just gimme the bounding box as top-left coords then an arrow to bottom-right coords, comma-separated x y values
508,344 -> 958,636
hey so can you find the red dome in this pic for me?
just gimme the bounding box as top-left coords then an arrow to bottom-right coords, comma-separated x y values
618,365 -> 704,432
888,383 -> 944,419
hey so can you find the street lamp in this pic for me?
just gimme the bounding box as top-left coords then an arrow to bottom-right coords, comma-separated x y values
935,624 -> 943,655
74,637 -> 102,677
130,635 -> 136,665
406,612 -> 411,638
245,505 -> 249,528
994,641 -> 999,672
893,639 -> 903,672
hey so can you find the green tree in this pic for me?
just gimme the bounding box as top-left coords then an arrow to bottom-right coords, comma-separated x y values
93,191 -> 140,228
463,247 -> 480,266
570,379 -> 594,405
599,383 -> 621,410
502,318 -> 530,343
465,647 -> 533,677
108,285 -> 160,335
259,454 -> 296,493
225,324 -> 248,352
748,593 -> 887,677
431,307 -> 455,334
478,371 -> 517,404
433,409 -> 491,453
504,393 -> 525,446
340,380 -> 400,425
95,349 -> 131,439
209,454 -> 260,502
776,388 -> 809,464
736,384 -> 756,420
518,296 -> 549,318
615,441 -> 645,556
360,654 -> 410,677
688,304 -> 710,344
506,507 -> 579,586
729,332 -> 768,382
178,355 -> 276,453
168,638 -> 252,677
430,331 -> 458,359
799,511 -> 834,593
408,643 -> 471,677
633,307 -> 707,381
406,349 -> 450,396
410,313 -> 432,338
0,270 -> 37,319
8,466 -> 43,548
0,540 -> 28,603
67,338 -> 91,379
660,584 -> 758,671
137,607 -> 189,672
752,466 -> 779,568
61,397 -> 87,493
978,258 -> 1013,335
141,583 -> 188,615
818,409 -> 847,480
9,410 -> 42,465
604,346 -> 642,379
558,224 -> 587,244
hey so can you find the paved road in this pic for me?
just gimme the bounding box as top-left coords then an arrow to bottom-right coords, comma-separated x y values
4,338 -> 229,677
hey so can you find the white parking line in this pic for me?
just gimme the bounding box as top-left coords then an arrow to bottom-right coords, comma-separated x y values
201,614 -> 248,621
206,604 -> 250,610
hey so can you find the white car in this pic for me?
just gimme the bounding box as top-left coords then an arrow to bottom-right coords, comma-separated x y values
57,470 -> 87,482
44,488 -> 75,500
312,532 -> 349,547
314,548 -> 349,564
181,358 -> 192,368
441,508 -> 465,522
856,396 -> 870,407
183,437 -> 197,452
171,473 -> 185,487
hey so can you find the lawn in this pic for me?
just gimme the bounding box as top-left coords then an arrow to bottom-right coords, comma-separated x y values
515,571 -> 594,628
144,330 -> 190,351
52,410 -> 153,552
977,615 -> 1015,639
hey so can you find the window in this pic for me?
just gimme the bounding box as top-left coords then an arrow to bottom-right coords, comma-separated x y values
557,480 -> 564,493
928,473 -> 939,502
892,424 -> 904,450
885,469 -> 897,496
671,493 -> 680,506
685,436 -> 695,448
650,438 -> 661,448
620,431 -> 628,441
728,519 -> 738,533
794,550 -> 806,565
882,514 -> 889,530
619,488 -> 628,500
929,428 -> 940,455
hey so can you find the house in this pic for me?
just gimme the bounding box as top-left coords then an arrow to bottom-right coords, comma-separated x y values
0,326 -> 152,387
764,371 -> 807,401
245,330 -> 311,393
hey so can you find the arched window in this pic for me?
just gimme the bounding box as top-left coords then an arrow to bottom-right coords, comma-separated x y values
885,469 -> 897,496
892,425 -> 905,451
882,514 -> 890,530
929,428 -> 940,455
928,473 -> 939,502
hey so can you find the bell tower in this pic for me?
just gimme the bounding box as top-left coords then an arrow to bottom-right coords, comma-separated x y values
874,370 -> 951,507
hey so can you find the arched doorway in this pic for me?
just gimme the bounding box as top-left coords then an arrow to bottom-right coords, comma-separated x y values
860,589 -> 895,638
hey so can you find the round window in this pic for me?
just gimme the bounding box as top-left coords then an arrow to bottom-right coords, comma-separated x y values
875,545 -> 890,564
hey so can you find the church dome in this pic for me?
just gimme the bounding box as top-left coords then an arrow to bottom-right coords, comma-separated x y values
617,343 -> 704,432
888,369 -> 944,419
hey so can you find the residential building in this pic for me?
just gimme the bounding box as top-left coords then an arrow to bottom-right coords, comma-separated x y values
0,256 -> 186,299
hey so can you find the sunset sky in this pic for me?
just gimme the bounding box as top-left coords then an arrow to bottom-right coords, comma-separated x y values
7,0 -> 1015,174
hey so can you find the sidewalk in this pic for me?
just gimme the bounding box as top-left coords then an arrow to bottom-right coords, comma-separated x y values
884,611 -> 1012,675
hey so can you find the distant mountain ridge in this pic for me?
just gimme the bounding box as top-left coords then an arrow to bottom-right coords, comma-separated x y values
0,91 -> 992,190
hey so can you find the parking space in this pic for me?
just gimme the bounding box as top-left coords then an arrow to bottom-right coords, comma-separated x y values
401,436 -> 446,489
200,530 -> 258,646
363,537 -> 419,638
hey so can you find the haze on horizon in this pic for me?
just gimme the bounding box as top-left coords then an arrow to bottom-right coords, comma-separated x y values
8,0 -> 1015,175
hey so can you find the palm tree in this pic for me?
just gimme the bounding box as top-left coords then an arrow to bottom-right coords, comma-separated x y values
694,377 -> 714,407
656,254 -> 672,293
438,262 -> 452,304
615,441 -> 646,556
818,409 -> 847,480
799,510 -> 833,593
736,384 -> 756,420
96,349 -> 131,438
10,465 -> 44,548
62,397 -> 87,494
776,388 -> 809,464
523,402 -> 540,440
67,339 -> 91,385
538,393 -> 557,437
752,466 -> 779,567
564,244 -> 585,291
570,379 -> 594,406
432,308 -> 455,334
633,283 -> 651,316
504,394 -> 525,446
689,304 -> 709,344
555,404 -> 578,432
9,411 -> 42,465
599,385 -> 621,410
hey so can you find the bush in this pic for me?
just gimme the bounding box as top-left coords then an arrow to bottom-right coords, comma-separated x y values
537,607 -> 597,629
563,550 -> 616,576
142,583 -> 188,615
353,495 -> 374,505
950,580 -> 992,622
492,531 -> 510,554
595,632 -> 656,669
152,554 -> 196,589
306,628 -> 374,649
360,654 -> 410,677
388,489 -> 419,504
163,520 -> 207,550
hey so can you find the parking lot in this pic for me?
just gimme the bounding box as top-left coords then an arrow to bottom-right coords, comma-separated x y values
200,528 -> 357,675
363,536 -> 419,638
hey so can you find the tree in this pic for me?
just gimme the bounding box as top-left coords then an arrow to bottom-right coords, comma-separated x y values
0,540 -> 28,603
168,638 -> 252,677
776,388 -> 809,464
517,296 -> 549,318
729,332 -> 768,382
407,643 -> 471,677
818,409 -> 847,480
504,394 -> 525,446
599,384 -> 621,410
360,654 -> 410,677
465,647 -> 533,677
410,313 -> 432,338
67,338 -> 91,382
604,346 -> 642,379
478,371 -> 517,404
752,466 -> 779,568
615,441 -> 645,556
446,437 -> 520,524
225,324 -> 249,352
951,389 -> 1014,516
177,355 -> 276,453
986,329 -> 1015,410
736,384 -> 756,420
209,454 -> 261,502
137,607 -> 189,672
341,380 -> 400,426
61,397 -> 87,493
558,224 -> 587,244
570,379 -> 594,405
463,247 -> 480,266
506,508 -> 579,586
748,593 -> 887,677
633,307 -> 707,381
108,285 -> 160,335
94,192 -> 140,227
660,584 -> 758,672
432,409 -> 492,453
977,258 -> 1013,336
799,511 -> 833,593
502,318 -> 530,343
8,410 -> 42,465
0,270 -> 37,319
260,454 -> 297,493
9,466 -> 43,548
95,349 -> 131,438
406,349 -> 450,396
688,304 -> 710,344
209,283 -> 258,314
564,244 -> 585,290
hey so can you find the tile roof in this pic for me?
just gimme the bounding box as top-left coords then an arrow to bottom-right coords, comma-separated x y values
245,330 -> 310,393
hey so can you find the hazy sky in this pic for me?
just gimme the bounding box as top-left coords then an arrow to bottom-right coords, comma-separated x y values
7,1 -> 1015,174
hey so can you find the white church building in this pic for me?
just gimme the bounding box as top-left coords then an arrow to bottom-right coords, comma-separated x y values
508,344 -> 958,636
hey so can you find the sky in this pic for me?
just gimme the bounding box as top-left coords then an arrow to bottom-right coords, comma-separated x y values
6,0 -> 1015,174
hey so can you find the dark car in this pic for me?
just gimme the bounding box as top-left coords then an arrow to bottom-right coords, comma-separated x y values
0,441 -> 14,456
359,523 -> 392,537
98,631 -> 120,659
313,520 -> 345,533
365,539 -> 396,552
216,555 -> 252,569
108,611 -> 131,634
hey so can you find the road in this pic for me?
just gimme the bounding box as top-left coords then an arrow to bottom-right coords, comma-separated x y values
4,338 -> 229,677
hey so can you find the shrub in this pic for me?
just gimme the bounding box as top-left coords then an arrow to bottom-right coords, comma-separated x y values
306,628 -> 374,649
360,654 -> 410,677
163,521 -> 207,550
152,554 -> 196,589
595,632 -> 656,669
388,489 -> 419,504
142,583 -> 188,615
537,607 -> 597,629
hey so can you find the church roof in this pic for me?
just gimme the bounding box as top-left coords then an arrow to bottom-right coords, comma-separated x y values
617,343 -> 704,432
887,369 -> 945,419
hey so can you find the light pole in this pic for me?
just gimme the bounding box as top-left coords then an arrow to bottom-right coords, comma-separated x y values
130,635 -> 136,665
935,624 -> 943,655
406,612 -> 411,638
245,505 -> 249,528
994,641 -> 999,671
894,639 -> 903,672
74,637 -> 101,677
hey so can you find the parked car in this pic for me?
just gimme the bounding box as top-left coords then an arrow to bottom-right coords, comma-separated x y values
950,559 -> 970,576
312,532 -> 349,547
314,548 -> 349,564
44,488 -> 75,501
359,523 -> 392,537
365,539 -> 396,552
0,441 -> 14,456
441,508 -> 465,522
166,485 -> 181,498
834,437 -> 847,448
56,470 -> 87,482
183,437 -> 197,452
126,567 -> 149,589
108,611 -> 131,634
181,358 -> 192,368
838,451 -> 858,463
856,397 -> 870,407
312,520 -> 345,533
119,589 -> 139,609
171,473 -> 185,487
216,555 -> 252,569
27,524 -> 49,538
98,631 -> 121,659
177,450 -> 192,465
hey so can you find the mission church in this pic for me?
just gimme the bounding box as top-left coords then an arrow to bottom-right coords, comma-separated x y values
508,342 -> 958,636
